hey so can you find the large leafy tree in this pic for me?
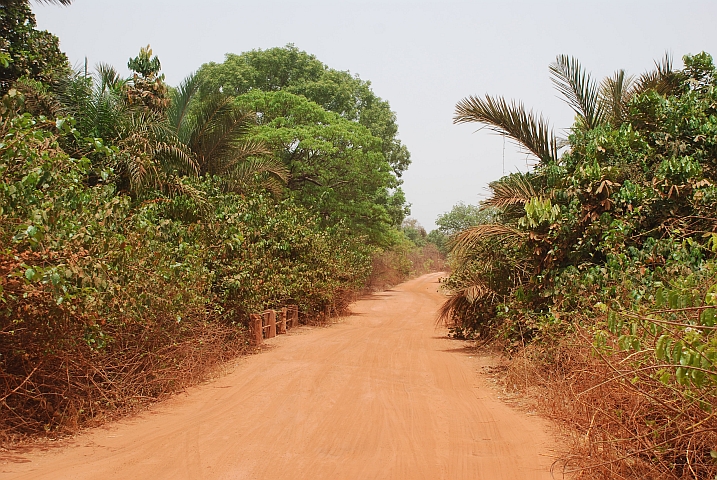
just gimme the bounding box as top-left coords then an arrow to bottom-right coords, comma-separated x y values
234,89 -> 405,245
197,45 -> 411,177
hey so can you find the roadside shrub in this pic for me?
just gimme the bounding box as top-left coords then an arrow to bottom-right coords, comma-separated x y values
0,112 -> 376,442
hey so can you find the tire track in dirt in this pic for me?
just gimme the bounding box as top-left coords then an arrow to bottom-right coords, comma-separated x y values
0,273 -> 559,479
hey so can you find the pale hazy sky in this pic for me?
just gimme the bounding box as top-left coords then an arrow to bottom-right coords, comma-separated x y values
34,0 -> 717,230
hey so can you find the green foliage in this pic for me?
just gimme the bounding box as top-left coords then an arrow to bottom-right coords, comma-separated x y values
445,52 -> 717,335
401,218 -> 427,247
197,44 -> 411,177
426,229 -> 448,253
446,51 -> 717,477
0,1 -> 70,95
234,89 -> 404,245
435,202 -> 495,236
0,110 -> 373,329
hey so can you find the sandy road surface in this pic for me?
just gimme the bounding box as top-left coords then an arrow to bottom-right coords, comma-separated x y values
1,273 -> 559,479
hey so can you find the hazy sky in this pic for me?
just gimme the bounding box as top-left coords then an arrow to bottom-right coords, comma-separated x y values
34,0 -> 717,230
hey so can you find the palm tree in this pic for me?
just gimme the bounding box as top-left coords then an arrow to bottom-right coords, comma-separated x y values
56,65 -> 195,195
442,54 -> 679,328
168,73 -> 288,195
455,53 -> 678,168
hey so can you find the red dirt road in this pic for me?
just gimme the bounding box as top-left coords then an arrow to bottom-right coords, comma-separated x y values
0,273 -> 559,479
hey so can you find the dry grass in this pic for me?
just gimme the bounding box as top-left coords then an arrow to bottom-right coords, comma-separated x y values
0,252 -> 250,447
502,328 -> 717,480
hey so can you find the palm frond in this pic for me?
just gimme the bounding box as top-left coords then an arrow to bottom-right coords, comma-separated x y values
550,55 -> 604,130
635,53 -> 679,96
56,69 -> 128,142
115,111 -> 197,193
437,280 -> 495,326
450,223 -> 526,258
30,0 -> 73,4
168,72 -> 202,139
454,95 -> 559,164
163,176 -> 210,212
212,140 -> 271,173
484,172 -> 538,209
599,69 -> 636,125
95,63 -> 126,94
188,96 -> 272,178
220,156 -> 289,196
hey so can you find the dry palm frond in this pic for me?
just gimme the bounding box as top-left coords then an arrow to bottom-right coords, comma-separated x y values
437,294 -> 466,326
121,150 -> 160,193
484,172 -> 538,209
600,69 -> 636,125
635,53 -> 679,96
463,280 -> 494,304
437,279 -> 496,326
450,223 -> 526,257
550,55 -> 604,130
116,112 -> 197,194
454,95 -> 559,164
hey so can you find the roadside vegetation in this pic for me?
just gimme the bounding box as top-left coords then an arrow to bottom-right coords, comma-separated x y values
442,53 -> 717,478
0,1 -> 441,443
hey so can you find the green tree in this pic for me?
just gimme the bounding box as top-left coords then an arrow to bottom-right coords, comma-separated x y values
125,45 -> 170,115
234,89 -> 404,245
436,202 -> 496,236
401,218 -> 427,247
198,45 -> 410,177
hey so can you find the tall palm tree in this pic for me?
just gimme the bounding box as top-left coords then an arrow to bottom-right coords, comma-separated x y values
168,73 -> 288,195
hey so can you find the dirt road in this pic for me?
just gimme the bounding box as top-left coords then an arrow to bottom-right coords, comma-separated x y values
1,273 -> 559,479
